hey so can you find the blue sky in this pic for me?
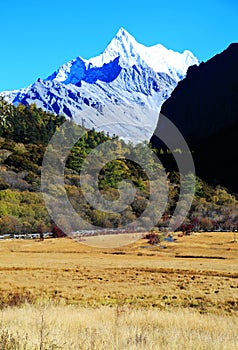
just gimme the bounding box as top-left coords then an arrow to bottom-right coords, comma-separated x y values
0,0 -> 237,91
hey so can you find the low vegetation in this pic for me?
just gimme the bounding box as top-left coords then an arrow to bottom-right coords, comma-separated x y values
0,303 -> 237,350
0,234 -> 237,349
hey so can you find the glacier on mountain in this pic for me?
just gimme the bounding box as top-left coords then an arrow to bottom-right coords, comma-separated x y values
1,28 -> 199,142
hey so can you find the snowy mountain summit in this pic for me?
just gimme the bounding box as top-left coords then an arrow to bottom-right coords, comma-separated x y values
2,28 -> 198,142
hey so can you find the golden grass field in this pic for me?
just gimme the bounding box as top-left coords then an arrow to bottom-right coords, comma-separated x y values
1,304 -> 238,349
0,231 -> 237,349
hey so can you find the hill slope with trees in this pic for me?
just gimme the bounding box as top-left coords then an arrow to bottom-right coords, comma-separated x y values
0,97 -> 237,236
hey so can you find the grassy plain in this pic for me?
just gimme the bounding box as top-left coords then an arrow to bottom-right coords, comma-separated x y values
0,231 -> 237,349
1,304 -> 238,349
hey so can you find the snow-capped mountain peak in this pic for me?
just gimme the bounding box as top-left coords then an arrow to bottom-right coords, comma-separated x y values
1,28 -> 199,142
89,27 -> 198,82
112,27 -> 137,47
103,27 -> 139,61
45,27 -> 198,87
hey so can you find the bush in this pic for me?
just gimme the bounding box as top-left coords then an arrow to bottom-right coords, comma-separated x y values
145,233 -> 161,245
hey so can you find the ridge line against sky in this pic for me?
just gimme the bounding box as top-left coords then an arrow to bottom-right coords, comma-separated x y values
0,0 -> 237,91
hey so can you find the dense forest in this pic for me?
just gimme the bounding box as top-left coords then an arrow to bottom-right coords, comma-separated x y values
0,97 -> 237,236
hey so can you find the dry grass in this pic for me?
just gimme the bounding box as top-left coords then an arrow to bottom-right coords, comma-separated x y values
0,232 -> 237,348
76,232 -> 144,248
0,303 -> 238,349
0,232 -> 237,313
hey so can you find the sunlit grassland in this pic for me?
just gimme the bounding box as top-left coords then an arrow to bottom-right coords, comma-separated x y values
0,232 -> 237,349
1,304 -> 238,350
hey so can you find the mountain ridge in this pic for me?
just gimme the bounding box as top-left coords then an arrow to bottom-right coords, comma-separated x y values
1,28 -> 198,142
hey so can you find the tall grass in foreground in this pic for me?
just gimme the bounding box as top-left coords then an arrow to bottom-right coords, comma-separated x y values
0,303 -> 237,350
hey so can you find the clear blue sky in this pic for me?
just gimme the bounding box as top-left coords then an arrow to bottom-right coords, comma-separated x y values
0,0 -> 237,91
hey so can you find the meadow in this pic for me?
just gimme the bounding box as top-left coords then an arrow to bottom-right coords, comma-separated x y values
0,231 -> 237,349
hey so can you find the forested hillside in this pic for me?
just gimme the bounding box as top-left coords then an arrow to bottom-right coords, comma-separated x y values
0,98 -> 237,236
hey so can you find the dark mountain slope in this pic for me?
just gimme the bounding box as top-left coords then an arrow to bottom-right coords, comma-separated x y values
151,43 -> 238,192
